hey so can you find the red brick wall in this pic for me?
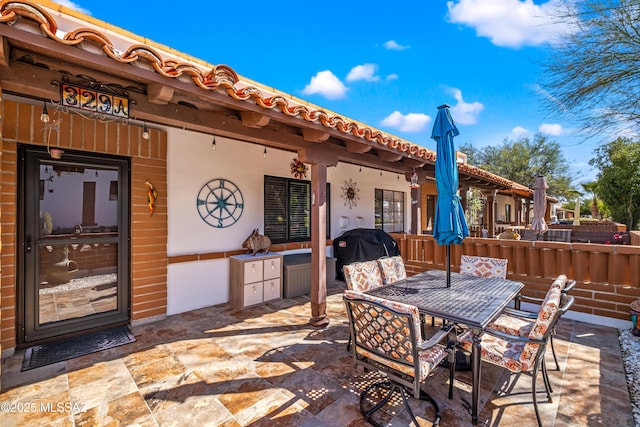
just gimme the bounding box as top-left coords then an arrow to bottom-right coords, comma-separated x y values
0,99 -> 168,351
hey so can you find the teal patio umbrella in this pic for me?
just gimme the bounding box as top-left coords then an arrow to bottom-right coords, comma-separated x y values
432,104 -> 469,287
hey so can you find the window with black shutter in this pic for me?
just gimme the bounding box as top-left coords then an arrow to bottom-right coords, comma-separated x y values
374,188 -> 405,233
264,175 -> 330,244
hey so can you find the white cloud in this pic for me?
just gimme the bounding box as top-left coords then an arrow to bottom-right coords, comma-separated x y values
447,0 -> 577,48
386,73 -> 399,81
302,70 -> 348,100
55,0 -> 92,14
383,40 -> 410,50
448,88 -> 484,125
346,64 -> 380,82
538,123 -> 564,135
381,111 -> 431,133
512,126 -> 529,136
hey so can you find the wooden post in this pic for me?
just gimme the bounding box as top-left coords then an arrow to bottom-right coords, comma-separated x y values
309,162 -> 329,327
298,147 -> 337,327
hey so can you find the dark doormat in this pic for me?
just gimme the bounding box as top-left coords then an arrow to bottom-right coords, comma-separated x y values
22,326 -> 135,371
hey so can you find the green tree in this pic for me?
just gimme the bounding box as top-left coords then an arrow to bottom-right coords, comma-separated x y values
459,133 -> 574,199
589,138 -> 640,229
540,1 -> 640,137
580,181 -> 600,218
562,198 -> 591,217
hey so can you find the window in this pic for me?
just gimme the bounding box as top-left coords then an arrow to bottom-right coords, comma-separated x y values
505,204 -> 512,222
375,189 -> 405,233
264,176 -> 330,244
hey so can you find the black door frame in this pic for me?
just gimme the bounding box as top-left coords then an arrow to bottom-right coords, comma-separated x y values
18,145 -> 131,345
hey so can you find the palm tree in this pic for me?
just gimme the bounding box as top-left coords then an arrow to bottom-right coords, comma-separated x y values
581,182 -> 599,219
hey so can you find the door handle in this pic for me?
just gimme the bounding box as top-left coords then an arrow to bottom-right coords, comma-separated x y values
26,235 -> 32,254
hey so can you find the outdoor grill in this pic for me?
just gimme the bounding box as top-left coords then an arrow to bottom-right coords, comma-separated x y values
332,228 -> 399,281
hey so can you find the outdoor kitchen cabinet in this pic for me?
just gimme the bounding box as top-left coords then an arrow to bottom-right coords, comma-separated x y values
230,253 -> 283,309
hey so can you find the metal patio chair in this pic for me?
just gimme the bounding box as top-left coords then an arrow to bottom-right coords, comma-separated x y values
343,260 -> 384,351
343,289 -> 456,427
489,275 -> 576,370
458,285 -> 575,427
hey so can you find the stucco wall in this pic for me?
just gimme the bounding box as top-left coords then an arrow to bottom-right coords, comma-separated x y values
164,128 -> 412,314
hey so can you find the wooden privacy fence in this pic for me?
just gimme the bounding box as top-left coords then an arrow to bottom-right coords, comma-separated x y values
390,233 -> 640,322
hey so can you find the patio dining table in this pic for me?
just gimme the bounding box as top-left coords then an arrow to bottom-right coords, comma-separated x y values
365,269 -> 524,425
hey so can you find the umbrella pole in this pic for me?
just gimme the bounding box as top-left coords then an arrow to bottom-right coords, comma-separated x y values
446,244 -> 451,288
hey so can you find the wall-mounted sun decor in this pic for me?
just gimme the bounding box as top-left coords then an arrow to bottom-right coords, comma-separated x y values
341,178 -> 360,209
290,158 -> 307,179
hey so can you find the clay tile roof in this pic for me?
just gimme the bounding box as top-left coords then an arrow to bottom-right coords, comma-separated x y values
2,0 -> 532,194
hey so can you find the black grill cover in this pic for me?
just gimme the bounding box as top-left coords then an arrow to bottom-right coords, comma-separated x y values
332,228 -> 400,281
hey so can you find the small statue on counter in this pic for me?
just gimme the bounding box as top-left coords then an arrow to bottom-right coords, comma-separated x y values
242,228 -> 271,255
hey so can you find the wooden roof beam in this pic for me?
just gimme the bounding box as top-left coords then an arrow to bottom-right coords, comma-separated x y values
302,128 -> 330,142
147,83 -> 174,105
403,157 -> 428,169
0,36 -> 8,67
240,111 -> 270,128
378,150 -> 403,162
344,140 -> 372,154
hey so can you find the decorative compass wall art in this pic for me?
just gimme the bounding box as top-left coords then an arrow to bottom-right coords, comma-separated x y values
341,178 -> 360,209
196,178 -> 244,228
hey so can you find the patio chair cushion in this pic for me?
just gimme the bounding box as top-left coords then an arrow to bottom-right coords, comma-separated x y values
377,255 -> 407,285
487,314 -> 534,337
343,260 -> 383,292
343,290 -> 447,380
489,275 -> 567,337
459,284 -> 562,372
460,255 -> 508,279
458,329 -> 540,371
551,275 -> 568,290
528,285 -> 561,340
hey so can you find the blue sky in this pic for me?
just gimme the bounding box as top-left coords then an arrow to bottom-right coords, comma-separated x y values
60,0 -> 598,184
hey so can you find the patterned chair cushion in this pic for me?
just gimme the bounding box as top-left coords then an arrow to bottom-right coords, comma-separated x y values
528,285 -> 561,340
343,289 -> 447,380
551,275 -> 568,290
458,329 -> 540,372
460,255 -> 508,279
377,255 -> 407,285
358,342 -> 448,380
459,281 -> 562,373
343,260 -> 383,292
488,314 -> 534,337
489,275 -> 567,337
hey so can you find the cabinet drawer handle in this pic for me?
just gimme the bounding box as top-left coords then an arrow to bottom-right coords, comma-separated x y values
253,285 -> 258,294
251,263 -> 256,272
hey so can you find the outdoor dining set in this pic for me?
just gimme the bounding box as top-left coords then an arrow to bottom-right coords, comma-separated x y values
341,254 -> 575,427
337,104 -> 576,427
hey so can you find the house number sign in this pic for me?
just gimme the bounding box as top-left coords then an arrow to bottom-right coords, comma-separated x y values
61,83 -> 129,119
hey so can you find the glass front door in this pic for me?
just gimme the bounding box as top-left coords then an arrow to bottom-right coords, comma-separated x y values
21,147 -> 130,343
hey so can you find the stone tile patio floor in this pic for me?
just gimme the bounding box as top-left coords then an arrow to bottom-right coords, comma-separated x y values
1,281 -> 636,426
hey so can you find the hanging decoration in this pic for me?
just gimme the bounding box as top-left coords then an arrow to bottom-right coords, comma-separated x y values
196,178 -> 244,228
410,169 -> 420,188
290,158 -> 308,179
145,180 -> 158,215
341,178 -> 360,209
